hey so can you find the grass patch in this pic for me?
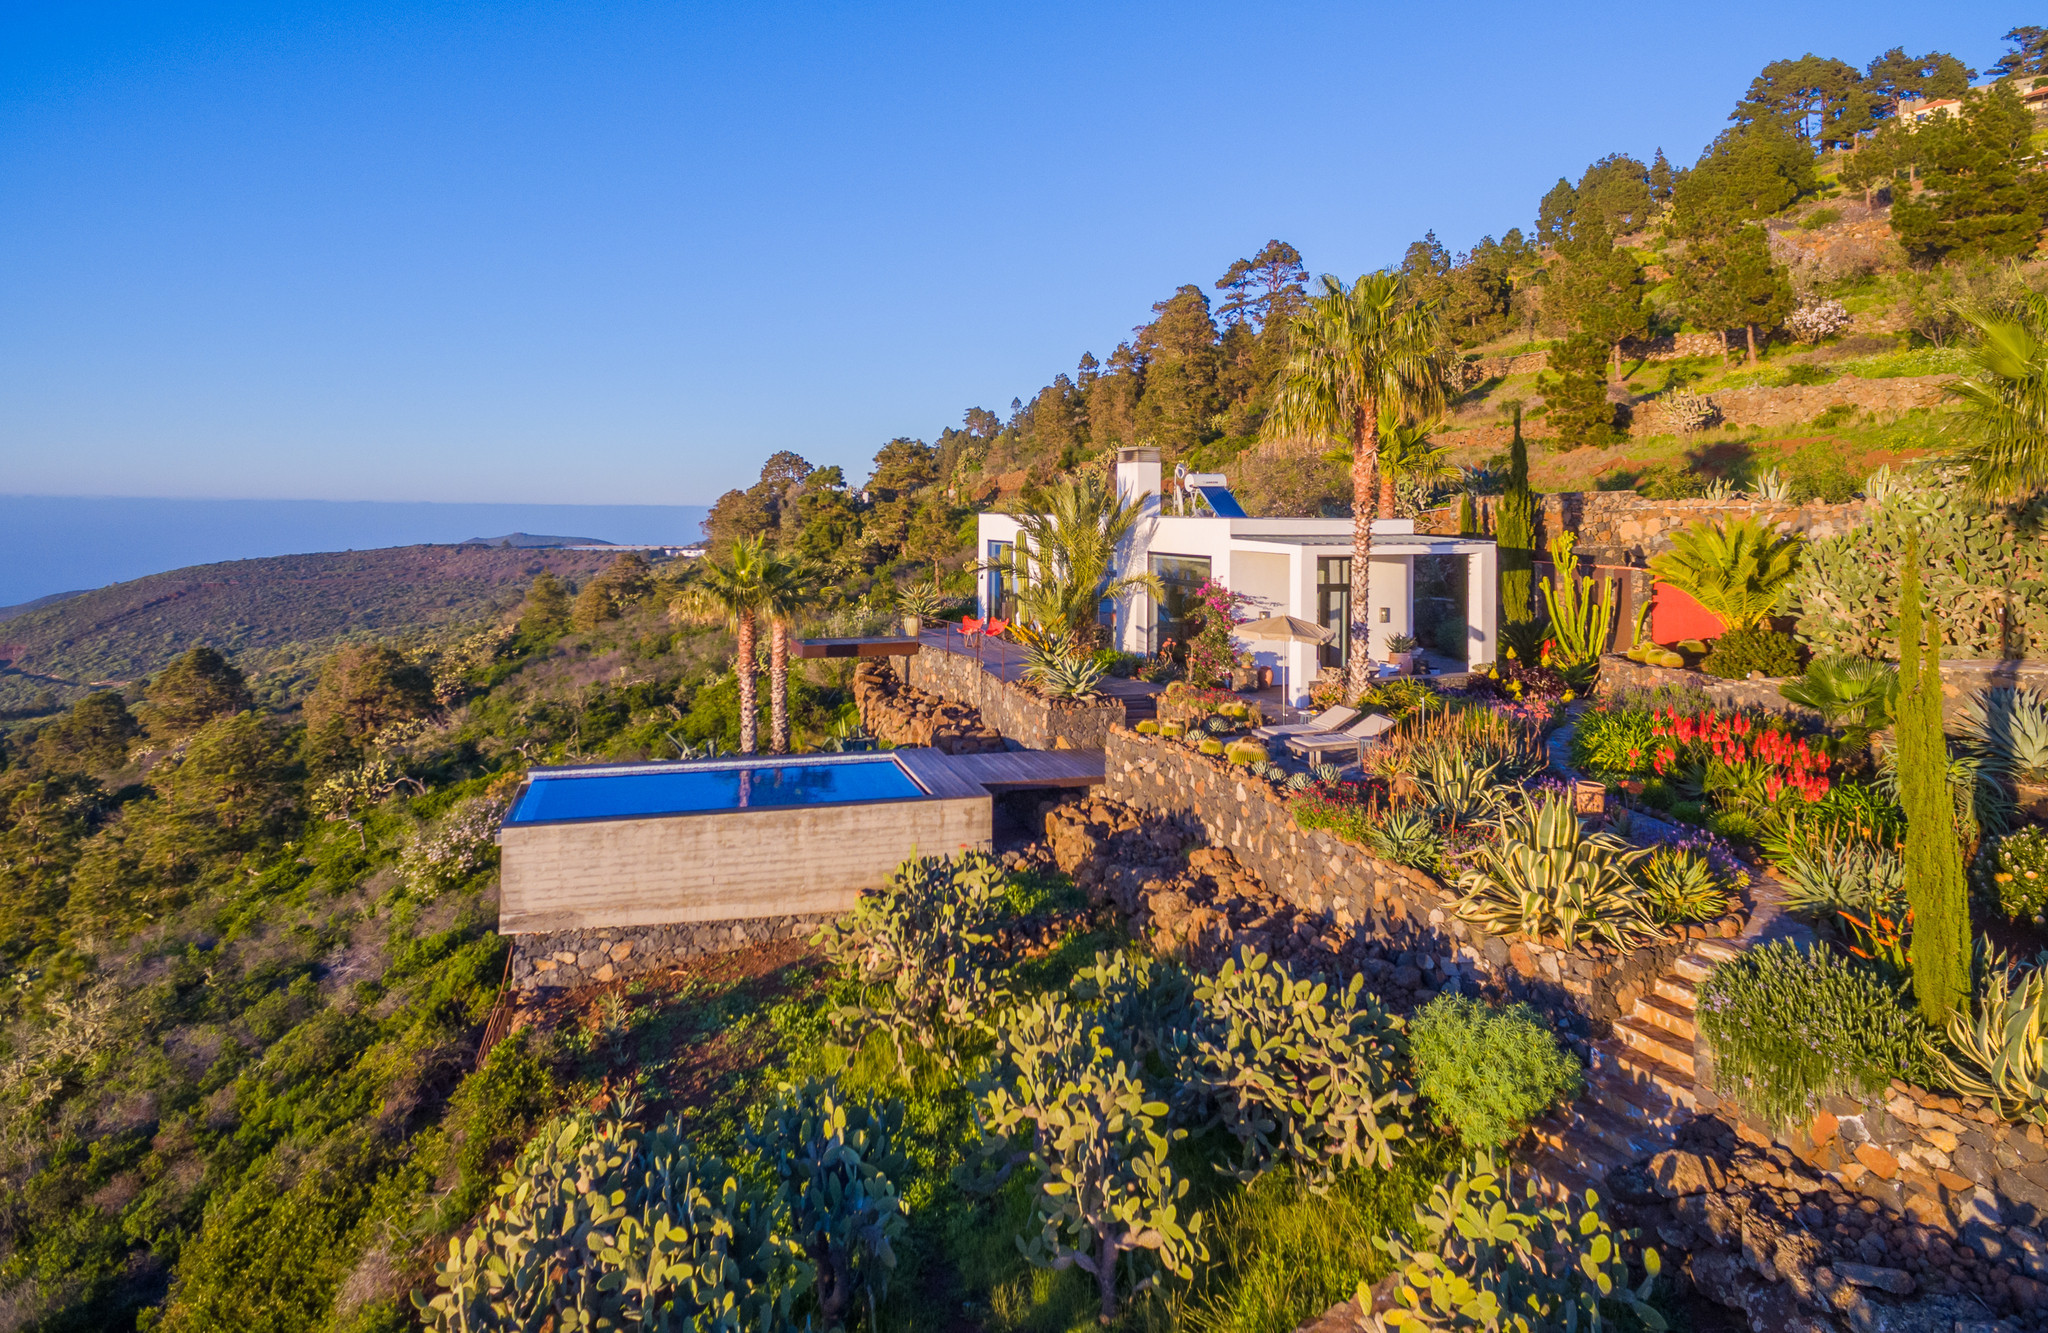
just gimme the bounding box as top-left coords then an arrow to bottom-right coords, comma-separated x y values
1837,345 -> 1973,379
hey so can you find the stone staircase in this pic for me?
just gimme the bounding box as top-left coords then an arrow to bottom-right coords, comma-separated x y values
1519,937 -> 1742,1200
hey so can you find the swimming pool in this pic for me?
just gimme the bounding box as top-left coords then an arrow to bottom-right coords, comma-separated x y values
506,756 -> 926,825
496,752 -> 991,935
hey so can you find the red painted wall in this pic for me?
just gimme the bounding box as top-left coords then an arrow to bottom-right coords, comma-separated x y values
1651,583 -> 1725,644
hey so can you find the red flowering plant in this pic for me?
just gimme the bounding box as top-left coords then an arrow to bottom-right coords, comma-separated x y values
1289,776 -> 1390,846
1645,704 -> 1831,812
1184,578 -> 1251,688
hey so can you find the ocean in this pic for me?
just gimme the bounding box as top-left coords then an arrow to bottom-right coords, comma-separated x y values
0,495 -> 712,608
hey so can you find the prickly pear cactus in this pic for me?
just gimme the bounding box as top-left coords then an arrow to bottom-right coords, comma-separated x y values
743,1078 -> 909,1331
971,994 -> 1206,1324
415,1105 -> 809,1332
1367,1150 -> 1664,1332
1789,479 -> 2048,659
813,852 -> 1015,1073
1186,947 -> 1414,1190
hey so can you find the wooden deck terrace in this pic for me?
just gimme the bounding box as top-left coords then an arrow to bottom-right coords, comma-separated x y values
893,746 -> 1103,795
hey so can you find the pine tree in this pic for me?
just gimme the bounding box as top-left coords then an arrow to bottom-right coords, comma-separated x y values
1892,83 -> 2048,262
1543,333 -> 1617,448
1496,408 -> 1537,626
1898,533 -> 1970,1024
1649,148 -> 1674,203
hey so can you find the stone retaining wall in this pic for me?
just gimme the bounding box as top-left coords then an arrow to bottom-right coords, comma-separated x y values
1695,1054 -> 2048,1278
508,916 -> 834,990
1102,727 -> 1731,1025
892,647 -> 1126,751
1598,653 -> 2048,727
851,660 -> 1005,752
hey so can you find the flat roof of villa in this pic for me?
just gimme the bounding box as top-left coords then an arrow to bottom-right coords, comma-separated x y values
1234,531 -> 1496,551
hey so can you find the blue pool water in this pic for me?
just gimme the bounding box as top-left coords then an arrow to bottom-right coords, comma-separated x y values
504,758 -> 925,824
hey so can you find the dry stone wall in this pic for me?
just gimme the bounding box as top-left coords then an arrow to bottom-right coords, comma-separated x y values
508,915 -> 833,990
1102,727 -> 1725,1025
890,647 -> 1126,751
1599,653 -> 2048,728
851,659 -> 1005,752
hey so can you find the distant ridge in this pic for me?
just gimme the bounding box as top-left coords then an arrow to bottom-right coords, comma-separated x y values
0,590 -> 88,623
0,544 -> 624,707
458,532 -> 614,548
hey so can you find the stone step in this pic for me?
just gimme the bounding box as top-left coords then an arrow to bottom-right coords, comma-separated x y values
1559,1095 -> 1682,1161
1518,1144 -> 1596,1203
1614,1014 -> 1696,1075
1653,974 -> 1699,1009
1631,993 -> 1697,1041
1529,1112 -> 1635,1181
1583,1060 -> 1681,1129
1694,938 -> 1742,963
1672,952 -> 1726,984
1589,1038 -> 1698,1114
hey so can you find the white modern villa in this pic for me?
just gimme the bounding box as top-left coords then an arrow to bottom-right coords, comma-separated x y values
975,447 -> 1499,707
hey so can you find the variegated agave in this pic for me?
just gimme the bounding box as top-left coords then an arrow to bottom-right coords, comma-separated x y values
1022,630 -> 1108,700
1958,687 -> 2048,786
1942,944 -> 2048,1125
1454,793 -> 1659,949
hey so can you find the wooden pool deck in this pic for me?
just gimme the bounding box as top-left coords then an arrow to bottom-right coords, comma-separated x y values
894,747 -> 1104,796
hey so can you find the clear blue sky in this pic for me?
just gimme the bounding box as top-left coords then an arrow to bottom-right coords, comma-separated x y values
0,1 -> 2022,506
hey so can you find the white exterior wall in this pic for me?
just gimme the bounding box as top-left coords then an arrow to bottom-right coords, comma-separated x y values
976,507 -> 1499,702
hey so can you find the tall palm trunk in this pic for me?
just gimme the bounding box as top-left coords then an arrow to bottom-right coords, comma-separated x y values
735,611 -> 759,753
1350,397 -> 1380,697
769,617 -> 791,754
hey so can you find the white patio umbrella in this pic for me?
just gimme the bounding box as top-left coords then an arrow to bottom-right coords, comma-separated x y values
1237,615 -> 1334,708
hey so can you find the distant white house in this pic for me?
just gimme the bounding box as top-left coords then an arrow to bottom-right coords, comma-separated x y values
974,448 -> 1498,706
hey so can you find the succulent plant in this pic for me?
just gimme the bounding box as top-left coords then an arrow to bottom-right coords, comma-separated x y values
1287,772 -> 1314,791
1942,943 -> 2048,1124
1205,715 -> 1235,735
1223,740 -> 1268,766
417,1105 -> 809,1332
1635,846 -> 1729,925
1364,806 -> 1445,873
1135,719 -> 1160,735
743,1078 -> 909,1330
815,852 -> 1015,1073
1199,737 -> 1226,756
1313,762 -> 1342,784
1959,687 -> 2048,786
1369,1151 -> 1663,1332
971,995 -> 1206,1324
1186,947 -> 1413,1190
1454,792 -> 1660,949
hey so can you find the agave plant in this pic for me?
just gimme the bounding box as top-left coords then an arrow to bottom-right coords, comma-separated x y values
1455,792 -> 1659,949
1941,943 -> 2048,1124
1313,762 -> 1343,784
1778,655 -> 1898,735
1774,834 -> 1907,923
1364,806 -> 1445,872
1021,628 -> 1107,700
1875,738 -> 2013,840
1958,687 -> 2048,786
1413,743 -> 1506,828
1287,771 -> 1315,792
1749,467 -> 1792,502
1635,847 -> 1729,925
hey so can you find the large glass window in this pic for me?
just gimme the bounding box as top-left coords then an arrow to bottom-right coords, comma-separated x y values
1150,554 -> 1211,652
1317,556 -> 1351,668
986,540 -> 1014,619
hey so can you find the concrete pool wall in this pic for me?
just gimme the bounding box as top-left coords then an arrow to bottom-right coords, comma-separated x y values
497,751 -> 993,936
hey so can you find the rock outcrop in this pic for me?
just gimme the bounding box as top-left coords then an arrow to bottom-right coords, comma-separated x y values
1613,1113 -> 2048,1331
1043,793 -> 1476,1010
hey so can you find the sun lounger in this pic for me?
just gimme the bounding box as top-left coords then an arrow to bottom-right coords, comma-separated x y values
1285,713 -> 1396,765
1251,704 -> 1359,741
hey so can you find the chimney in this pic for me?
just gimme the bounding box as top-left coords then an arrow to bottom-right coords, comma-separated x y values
1115,447 -> 1161,514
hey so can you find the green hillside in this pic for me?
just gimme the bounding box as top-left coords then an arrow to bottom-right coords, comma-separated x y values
0,546 -> 623,715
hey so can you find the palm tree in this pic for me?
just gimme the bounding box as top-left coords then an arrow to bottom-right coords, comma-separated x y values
671,537 -> 771,753
1263,273 -> 1445,694
760,551 -> 820,755
987,476 -> 1163,649
1644,516 -> 1800,632
1947,290 -> 2048,503
1326,407 -> 1456,516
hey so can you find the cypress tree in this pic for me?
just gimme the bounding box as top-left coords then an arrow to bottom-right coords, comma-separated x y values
1899,533 -> 1970,1023
1496,407 -> 1537,626
1456,491 -> 1478,536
